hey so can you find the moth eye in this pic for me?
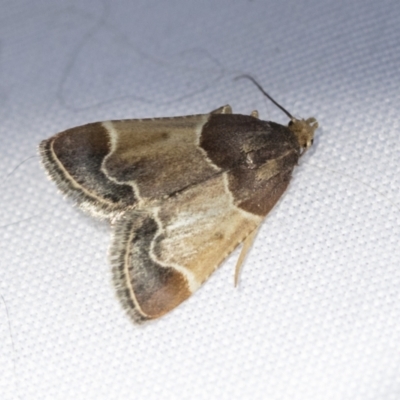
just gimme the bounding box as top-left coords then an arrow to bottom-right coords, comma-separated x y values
288,121 -> 293,126
311,139 -> 314,145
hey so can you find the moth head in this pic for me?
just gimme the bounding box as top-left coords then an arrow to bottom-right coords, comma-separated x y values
234,75 -> 319,150
288,117 -> 319,149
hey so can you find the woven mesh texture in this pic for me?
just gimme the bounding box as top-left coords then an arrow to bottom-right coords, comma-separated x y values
1,0 -> 400,399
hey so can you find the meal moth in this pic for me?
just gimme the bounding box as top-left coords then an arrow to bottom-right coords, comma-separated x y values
39,77 -> 318,323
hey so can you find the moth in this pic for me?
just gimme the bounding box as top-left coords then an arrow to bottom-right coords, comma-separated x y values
39,76 -> 318,323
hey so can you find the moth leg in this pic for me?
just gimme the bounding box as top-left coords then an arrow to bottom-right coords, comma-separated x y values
211,105 -> 232,114
306,117 -> 318,128
234,227 -> 259,287
250,110 -> 259,118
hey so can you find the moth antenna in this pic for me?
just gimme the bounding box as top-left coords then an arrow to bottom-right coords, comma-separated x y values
235,75 -> 294,120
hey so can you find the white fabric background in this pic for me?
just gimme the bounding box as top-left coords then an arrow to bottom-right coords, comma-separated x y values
1,0 -> 400,399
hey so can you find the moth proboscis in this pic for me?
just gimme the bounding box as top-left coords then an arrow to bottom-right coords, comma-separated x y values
39,76 -> 318,323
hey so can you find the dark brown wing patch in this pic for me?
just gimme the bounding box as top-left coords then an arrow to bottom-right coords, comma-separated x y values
111,211 -> 191,322
39,122 -> 136,218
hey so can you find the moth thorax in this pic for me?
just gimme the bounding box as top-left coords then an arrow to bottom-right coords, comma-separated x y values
288,117 -> 319,149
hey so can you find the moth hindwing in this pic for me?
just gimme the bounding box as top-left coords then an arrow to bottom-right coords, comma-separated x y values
40,100 -> 318,323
